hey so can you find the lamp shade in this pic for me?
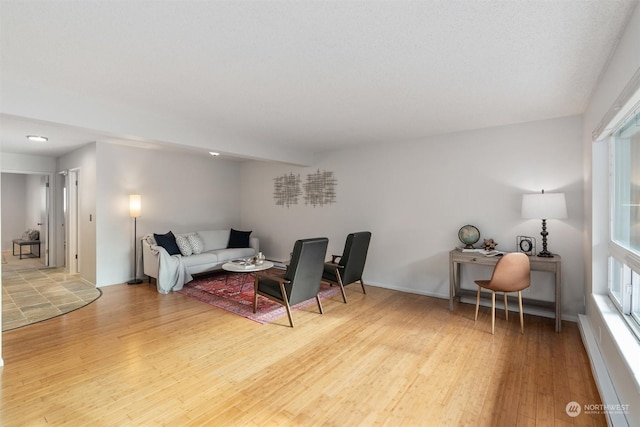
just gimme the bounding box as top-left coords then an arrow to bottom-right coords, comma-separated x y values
521,191 -> 567,219
129,194 -> 141,218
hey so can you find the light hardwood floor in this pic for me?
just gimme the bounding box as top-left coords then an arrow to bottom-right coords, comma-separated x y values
0,281 -> 604,426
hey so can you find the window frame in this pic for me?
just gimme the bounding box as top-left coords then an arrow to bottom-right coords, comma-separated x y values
606,104 -> 640,340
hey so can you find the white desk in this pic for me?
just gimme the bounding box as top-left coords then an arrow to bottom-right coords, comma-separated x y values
449,250 -> 562,332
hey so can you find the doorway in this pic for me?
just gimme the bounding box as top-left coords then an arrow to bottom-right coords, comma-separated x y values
65,169 -> 79,274
1,172 -> 52,268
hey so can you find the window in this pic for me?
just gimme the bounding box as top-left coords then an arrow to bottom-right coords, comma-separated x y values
632,270 -> 640,325
608,106 -> 640,334
611,114 -> 640,252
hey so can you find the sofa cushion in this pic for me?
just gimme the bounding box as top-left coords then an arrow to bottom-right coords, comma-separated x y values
181,252 -> 218,268
212,247 -> 255,262
228,228 -> 252,248
188,234 -> 204,254
197,230 -> 230,252
154,231 -> 181,256
175,235 -> 193,256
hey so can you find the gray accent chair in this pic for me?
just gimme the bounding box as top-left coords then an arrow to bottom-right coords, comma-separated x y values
253,237 -> 328,327
322,231 -> 371,303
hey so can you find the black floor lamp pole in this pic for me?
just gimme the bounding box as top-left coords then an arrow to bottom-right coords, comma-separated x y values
128,216 -> 142,285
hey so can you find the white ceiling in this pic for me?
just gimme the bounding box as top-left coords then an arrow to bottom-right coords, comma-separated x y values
0,0 -> 637,163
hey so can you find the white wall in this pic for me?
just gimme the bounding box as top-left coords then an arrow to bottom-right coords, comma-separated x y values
0,172 -> 3,365
59,143 -> 97,284
241,115 -> 584,318
1,152 -> 56,174
1,173 -> 26,250
582,2 -> 640,424
94,143 -> 243,286
25,175 -> 42,231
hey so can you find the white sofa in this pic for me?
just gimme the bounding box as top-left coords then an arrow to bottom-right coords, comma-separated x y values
142,229 -> 259,294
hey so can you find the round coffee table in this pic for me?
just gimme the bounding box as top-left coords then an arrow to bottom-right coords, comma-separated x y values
221,260 -> 274,292
222,260 -> 274,273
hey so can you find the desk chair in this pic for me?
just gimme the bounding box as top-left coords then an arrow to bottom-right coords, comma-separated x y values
474,252 -> 530,334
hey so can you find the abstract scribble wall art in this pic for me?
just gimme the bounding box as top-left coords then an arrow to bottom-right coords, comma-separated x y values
303,169 -> 337,207
273,170 -> 337,207
273,173 -> 302,207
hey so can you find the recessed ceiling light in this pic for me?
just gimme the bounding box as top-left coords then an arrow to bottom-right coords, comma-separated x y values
209,152 -> 220,156
26,135 -> 48,142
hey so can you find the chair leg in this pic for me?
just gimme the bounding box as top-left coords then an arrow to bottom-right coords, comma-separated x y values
518,291 -> 524,334
335,267 -> 347,303
474,286 -> 481,321
316,295 -> 324,314
491,291 -> 496,335
504,293 -> 509,321
280,282 -> 294,327
359,279 -> 367,295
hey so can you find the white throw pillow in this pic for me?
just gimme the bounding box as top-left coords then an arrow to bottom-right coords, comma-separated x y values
175,235 -> 193,256
188,234 -> 204,254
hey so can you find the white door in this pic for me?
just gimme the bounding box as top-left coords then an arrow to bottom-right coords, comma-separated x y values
58,171 -> 67,268
67,170 -> 79,274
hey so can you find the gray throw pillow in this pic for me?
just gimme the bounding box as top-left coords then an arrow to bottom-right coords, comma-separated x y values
175,235 -> 193,256
188,234 -> 204,254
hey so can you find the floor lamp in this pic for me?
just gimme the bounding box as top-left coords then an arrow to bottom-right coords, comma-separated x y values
521,190 -> 567,257
127,194 -> 143,284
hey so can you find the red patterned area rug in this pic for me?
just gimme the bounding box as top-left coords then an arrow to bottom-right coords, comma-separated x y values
178,270 -> 342,324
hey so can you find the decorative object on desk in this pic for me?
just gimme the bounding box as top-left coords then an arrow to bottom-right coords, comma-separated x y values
127,194 -> 143,285
458,225 -> 480,249
483,250 -> 504,257
517,236 -> 535,256
521,190 -> 567,258
482,238 -> 498,251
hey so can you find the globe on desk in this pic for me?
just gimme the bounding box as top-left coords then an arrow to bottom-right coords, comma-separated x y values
458,225 -> 480,249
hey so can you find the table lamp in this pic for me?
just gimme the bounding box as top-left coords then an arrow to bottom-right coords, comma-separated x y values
128,194 -> 143,284
521,190 -> 567,257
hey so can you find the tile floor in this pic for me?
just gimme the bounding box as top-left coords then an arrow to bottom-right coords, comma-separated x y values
2,251 -> 101,331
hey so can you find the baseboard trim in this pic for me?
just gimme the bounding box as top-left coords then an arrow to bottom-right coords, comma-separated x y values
578,314 -> 628,427
365,281 -> 577,322
365,281 -> 448,300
